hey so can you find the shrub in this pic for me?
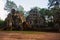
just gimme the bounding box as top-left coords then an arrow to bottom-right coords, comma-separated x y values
0,20 -> 4,26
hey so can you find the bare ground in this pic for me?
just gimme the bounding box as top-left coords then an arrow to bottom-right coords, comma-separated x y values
0,31 -> 60,40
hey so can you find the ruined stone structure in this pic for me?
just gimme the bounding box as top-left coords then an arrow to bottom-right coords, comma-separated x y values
4,9 -> 26,30
26,8 -> 44,30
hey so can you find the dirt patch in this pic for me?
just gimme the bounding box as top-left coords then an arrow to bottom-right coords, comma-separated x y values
0,32 -> 60,40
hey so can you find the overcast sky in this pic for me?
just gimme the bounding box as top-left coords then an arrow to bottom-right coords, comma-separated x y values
0,0 -> 48,20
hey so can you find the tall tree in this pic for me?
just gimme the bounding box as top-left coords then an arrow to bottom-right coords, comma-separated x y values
4,0 -> 24,15
4,0 -> 17,12
48,0 -> 60,31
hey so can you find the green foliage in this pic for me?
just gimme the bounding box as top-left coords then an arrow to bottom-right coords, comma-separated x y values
25,11 -> 29,17
48,0 -> 60,9
0,20 -> 4,26
4,0 -> 17,12
39,8 -> 48,16
4,0 -> 24,15
39,8 -> 49,21
18,5 -> 24,12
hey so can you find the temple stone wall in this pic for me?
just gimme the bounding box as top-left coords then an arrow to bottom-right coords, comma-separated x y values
4,9 -> 26,30
26,8 -> 45,30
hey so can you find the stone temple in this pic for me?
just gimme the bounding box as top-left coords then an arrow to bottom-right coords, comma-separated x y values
4,9 -> 26,30
26,7 -> 45,30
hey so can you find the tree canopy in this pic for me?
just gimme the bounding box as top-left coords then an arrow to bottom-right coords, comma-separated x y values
48,0 -> 60,9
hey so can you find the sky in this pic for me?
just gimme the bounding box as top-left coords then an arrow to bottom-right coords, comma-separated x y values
0,0 -> 48,20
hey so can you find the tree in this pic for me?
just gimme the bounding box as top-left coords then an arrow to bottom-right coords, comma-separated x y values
0,20 -> 4,27
39,8 -> 46,22
17,5 -> 24,12
48,0 -> 60,9
4,0 -> 17,12
24,11 -> 29,17
4,0 -> 25,15
17,5 -> 24,15
39,8 -> 50,22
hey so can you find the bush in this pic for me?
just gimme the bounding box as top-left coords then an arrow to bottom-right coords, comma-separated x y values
0,20 -> 4,26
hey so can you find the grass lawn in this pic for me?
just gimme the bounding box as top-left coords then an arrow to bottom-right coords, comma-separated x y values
0,30 -> 46,34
